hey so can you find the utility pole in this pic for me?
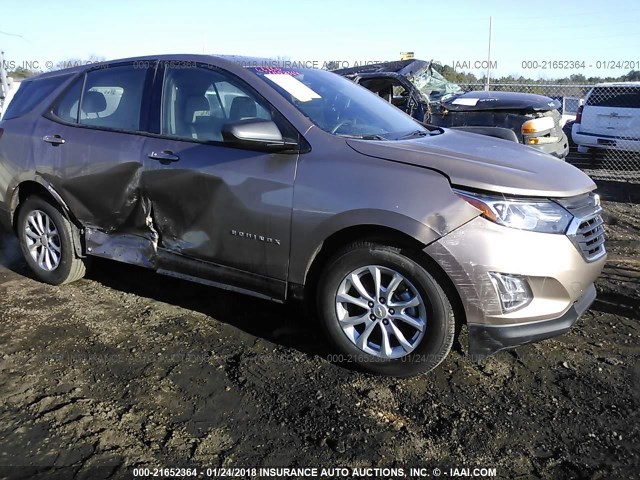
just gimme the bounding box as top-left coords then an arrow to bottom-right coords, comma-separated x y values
485,16 -> 492,91
0,51 -> 10,103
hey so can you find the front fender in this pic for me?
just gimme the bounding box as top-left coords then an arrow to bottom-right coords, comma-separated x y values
287,145 -> 480,285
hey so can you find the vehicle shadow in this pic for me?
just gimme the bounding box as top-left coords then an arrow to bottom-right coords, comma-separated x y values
0,228 -> 332,360
592,262 -> 640,321
596,179 -> 640,205
592,292 -> 640,321
89,257 -> 330,354
0,231 -> 29,274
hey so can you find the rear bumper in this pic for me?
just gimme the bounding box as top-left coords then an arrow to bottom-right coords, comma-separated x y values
572,128 -> 640,153
467,283 -> 596,359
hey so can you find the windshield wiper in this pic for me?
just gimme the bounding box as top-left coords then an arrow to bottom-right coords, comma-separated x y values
338,134 -> 387,140
397,129 -> 429,140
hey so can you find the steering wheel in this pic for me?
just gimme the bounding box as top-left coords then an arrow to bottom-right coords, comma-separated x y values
331,118 -> 354,135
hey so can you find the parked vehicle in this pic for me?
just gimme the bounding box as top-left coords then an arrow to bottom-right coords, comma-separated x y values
334,60 -> 569,158
572,82 -> 640,153
556,96 -> 581,127
0,79 -> 22,121
0,55 -> 605,376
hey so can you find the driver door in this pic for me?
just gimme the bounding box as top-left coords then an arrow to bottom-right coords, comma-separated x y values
141,65 -> 299,299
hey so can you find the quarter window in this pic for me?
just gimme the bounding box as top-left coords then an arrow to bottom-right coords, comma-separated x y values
3,75 -> 68,120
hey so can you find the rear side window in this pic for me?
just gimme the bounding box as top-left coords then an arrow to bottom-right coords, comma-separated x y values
2,75 -> 68,120
52,78 -> 83,123
586,86 -> 640,108
78,65 -> 148,131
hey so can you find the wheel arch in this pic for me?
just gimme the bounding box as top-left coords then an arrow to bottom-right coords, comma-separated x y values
11,179 -> 85,257
299,223 -> 468,329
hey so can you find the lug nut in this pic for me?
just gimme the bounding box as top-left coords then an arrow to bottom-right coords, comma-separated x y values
369,314 -> 376,320
379,297 -> 385,304
368,301 -> 374,308
389,308 -> 395,315
382,318 -> 389,325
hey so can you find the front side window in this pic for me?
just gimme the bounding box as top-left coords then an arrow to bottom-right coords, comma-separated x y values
78,65 -> 148,131
161,66 -> 274,142
248,67 -> 426,139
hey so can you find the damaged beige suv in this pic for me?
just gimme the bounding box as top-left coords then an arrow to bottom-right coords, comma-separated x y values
0,55 -> 606,376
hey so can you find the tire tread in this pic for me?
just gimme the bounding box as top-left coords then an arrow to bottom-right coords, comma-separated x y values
17,195 -> 87,285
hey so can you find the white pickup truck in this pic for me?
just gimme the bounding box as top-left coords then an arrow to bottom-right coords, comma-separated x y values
1,78 -> 22,120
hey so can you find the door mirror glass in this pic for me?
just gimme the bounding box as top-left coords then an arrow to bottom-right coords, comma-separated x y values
221,119 -> 296,151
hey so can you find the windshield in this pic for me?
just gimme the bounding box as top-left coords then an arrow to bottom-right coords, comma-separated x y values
248,67 -> 426,140
412,66 -> 465,104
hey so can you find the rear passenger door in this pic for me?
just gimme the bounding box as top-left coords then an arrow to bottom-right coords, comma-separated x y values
141,64 -> 299,298
36,63 -> 154,234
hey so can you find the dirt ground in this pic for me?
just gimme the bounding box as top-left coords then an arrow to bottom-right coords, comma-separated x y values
0,179 -> 638,480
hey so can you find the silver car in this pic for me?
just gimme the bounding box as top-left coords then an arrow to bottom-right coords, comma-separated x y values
0,55 -> 606,376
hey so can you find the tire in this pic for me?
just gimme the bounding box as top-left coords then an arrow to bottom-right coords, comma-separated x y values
17,195 -> 87,285
577,145 -> 590,154
317,241 -> 455,377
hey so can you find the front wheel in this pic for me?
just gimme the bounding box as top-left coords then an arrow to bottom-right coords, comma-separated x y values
17,196 -> 87,285
317,241 -> 456,377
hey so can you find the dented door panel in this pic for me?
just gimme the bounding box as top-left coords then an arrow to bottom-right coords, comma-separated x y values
33,120 -> 148,235
141,137 -> 297,281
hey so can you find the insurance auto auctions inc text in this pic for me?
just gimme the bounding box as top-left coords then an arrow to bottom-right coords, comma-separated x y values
199,466 -> 497,478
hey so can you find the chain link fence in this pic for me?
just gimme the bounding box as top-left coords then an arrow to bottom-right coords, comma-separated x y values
458,83 -> 640,183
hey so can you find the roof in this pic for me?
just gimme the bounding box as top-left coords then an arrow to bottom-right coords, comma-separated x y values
24,54 -> 281,81
593,81 -> 640,87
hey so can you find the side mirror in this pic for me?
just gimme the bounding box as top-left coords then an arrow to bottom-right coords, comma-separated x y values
221,119 -> 298,152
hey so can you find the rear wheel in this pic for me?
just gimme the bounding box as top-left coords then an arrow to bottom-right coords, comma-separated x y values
577,145 -> 590,154
17,196 -> 87,285
317,241 -> 455,377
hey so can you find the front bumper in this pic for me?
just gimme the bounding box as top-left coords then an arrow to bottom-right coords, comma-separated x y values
425,216 -> 606,359
529,131 -> 570,158
467,283 -> 596,359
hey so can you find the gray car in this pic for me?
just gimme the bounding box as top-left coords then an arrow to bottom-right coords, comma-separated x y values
0,55 -> 606,376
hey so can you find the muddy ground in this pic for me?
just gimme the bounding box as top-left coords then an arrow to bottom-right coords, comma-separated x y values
0,179 -> 638,480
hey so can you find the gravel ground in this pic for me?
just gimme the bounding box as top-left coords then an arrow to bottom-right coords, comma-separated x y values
0,180 -> 638,480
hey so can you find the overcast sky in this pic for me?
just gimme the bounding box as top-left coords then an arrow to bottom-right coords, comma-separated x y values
1,0 -> 639,79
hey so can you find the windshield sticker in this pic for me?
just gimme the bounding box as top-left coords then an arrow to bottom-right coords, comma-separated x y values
264,74 -> 321,102
253,66 -> 301,76
451,97 -> 479,106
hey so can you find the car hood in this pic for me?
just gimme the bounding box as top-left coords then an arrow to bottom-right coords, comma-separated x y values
442,91 -> 561,112
346,129 -> 595,197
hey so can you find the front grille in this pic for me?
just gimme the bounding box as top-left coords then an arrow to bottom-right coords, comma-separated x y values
559,193 -> 606,262
574,213 -> 606,260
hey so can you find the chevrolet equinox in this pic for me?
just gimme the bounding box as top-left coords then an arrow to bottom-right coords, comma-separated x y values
0,55 -> 606,376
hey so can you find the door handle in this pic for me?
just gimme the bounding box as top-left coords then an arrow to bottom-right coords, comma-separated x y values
148,150 -> 179,163
43,134 -> 65,146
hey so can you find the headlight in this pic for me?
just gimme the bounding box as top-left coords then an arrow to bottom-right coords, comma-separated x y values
526,136 -> 560,145
455,190 -> 573,234
522,116 -> 554,134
